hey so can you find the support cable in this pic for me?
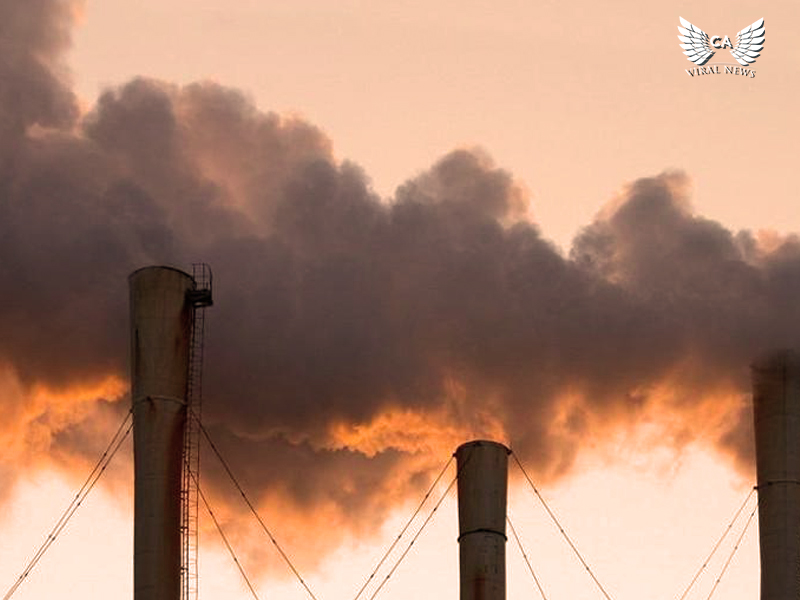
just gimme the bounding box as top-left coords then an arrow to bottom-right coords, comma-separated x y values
675,487 -> 756,600
507,515 -> 549,600
367,474 -> 457,600
192,411 -> 319,600
511,451 -> 615,600
703,499 -> 758,600
188,470 -> 261,600
351,455 -> 454,600
2,409 -> 134,600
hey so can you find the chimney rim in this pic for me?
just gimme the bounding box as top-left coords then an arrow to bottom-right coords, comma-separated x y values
454,439 -> 511,457
751,348 -> 800,372
129,265 -> 193,282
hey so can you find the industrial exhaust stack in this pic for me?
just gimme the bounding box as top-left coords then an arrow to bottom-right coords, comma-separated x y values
129,266 -> 196,600
752,350 -> 800,600
456,440 -> 510,600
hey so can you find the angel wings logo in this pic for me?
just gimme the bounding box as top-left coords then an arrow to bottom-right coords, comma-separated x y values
677,17 -> 765,78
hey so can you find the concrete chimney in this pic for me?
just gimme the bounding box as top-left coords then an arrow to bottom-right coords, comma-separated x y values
752,349 -> 800,600
130,266 -> 194,600
456,440 -> 510,600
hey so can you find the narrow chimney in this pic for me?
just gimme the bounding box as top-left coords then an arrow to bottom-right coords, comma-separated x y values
752,350 -> 800,600
130,266 -> 194,600
456,440 -> 510,600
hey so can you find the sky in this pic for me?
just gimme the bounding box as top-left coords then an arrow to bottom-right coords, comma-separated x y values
1,0 -> 798,599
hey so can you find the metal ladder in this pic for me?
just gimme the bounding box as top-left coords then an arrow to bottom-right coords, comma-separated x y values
182,264 -> 213,600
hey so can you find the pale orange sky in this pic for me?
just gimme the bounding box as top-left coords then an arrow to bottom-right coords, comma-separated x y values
68,0 -> 800,249
1,446 -> 758,600
2,0 -> 793,598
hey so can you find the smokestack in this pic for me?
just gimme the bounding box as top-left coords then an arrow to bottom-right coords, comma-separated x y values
456,440 -> 510,600
752,350 -> 800,600
129,266 -> 194,600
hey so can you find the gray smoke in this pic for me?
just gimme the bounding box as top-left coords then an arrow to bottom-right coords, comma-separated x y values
2,0 -> 797,566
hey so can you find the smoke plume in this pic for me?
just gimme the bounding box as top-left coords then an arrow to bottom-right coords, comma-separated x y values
3,0 -> 799,569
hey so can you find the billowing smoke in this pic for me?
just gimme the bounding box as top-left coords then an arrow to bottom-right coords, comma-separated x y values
2,0 -> 798,569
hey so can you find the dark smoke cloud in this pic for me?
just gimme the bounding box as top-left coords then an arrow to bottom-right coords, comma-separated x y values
2,0 -> 798,567
0,0 -> 78,145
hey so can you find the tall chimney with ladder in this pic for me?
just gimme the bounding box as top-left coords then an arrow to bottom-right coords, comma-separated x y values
456,440 -> 510,600
129,266 -> 211,600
